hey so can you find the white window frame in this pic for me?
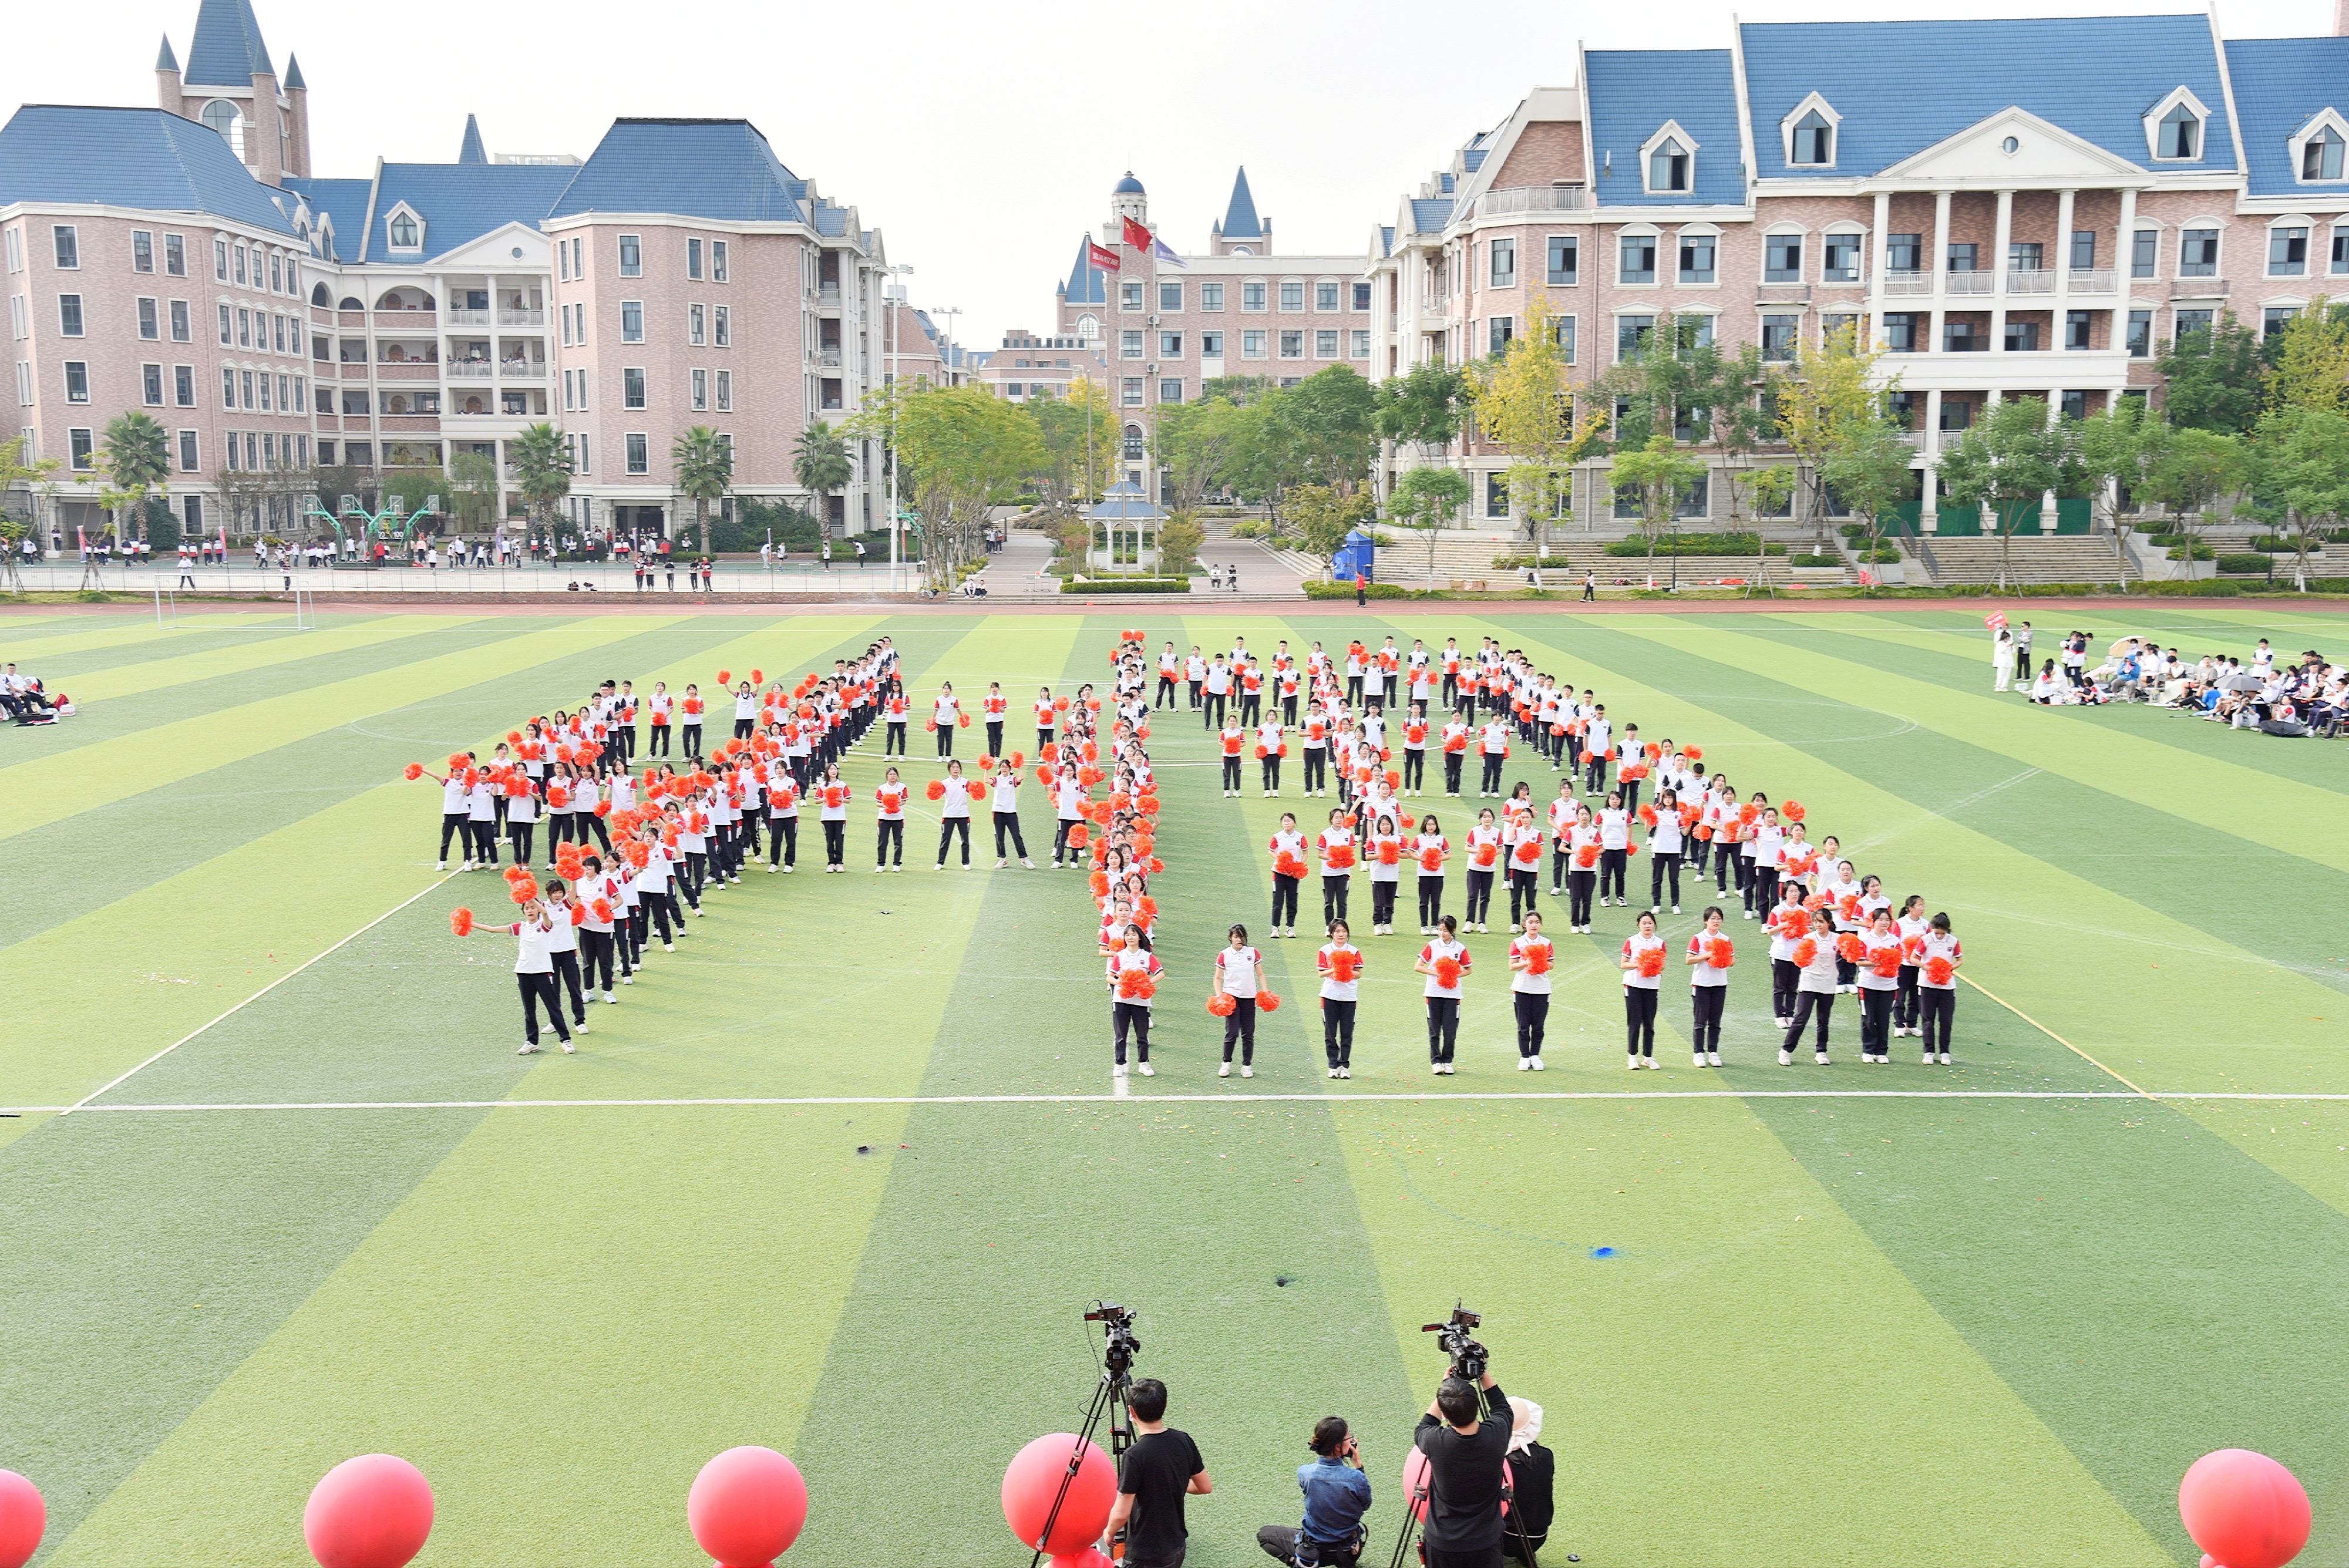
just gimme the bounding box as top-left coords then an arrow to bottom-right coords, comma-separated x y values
383,204 -> 425,254
2290,109 -> 2349,184
1820,224 -> 1867,284
1281,280 -> 1307,311
1762,224 -> 1807,284
2267,217 -> 2314,278
1200,282 -> 1224,309
2176,218 -> 2226,280
1780,92 -> 1841,169
1675,224 -> 1721,285
1617,226 -> 1661,285
2143,86 -> 2212,163
1640,120 -> 1700,196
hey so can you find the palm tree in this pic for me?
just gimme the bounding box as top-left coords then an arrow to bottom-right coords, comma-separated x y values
793,422 -> 852,543
99,412 -> 173,540
509,422 -> 573,536
672,426 -> 733,555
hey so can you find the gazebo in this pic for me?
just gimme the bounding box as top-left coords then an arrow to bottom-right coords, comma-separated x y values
1087,482 -> 1166,574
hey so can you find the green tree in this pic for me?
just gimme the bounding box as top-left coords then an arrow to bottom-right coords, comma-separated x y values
849,383 -> 1044,588
672,425 -> 733,555
1270,366 -> 1378,492
1386,465 -> 1472,586
1287,483 -> 1377,565
1608,433 -> 1707,568
1819,420 -> 1917,589
2154,311 -> 2267,434
1027,378 -> 1115,510
2141,426 -> 2249,570
1937,397 -> 2065,590
1373,361 -> 1471,465
2264,297 -> 2349,416
2249,404 -> 2349,589
1697,342 -> 1789,524
2069,397 -> 2169,553
792,422 -> 853,541
1155,396 -> 1250,519
508,422 -> 573,536
446,449 -> 501,533
96,412 -> 173,542
1776,321 -> 1902,549
1468,295 -> 1608,569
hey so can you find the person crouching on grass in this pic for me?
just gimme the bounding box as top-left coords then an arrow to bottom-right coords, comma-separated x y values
1257,1416 -> 1370,1567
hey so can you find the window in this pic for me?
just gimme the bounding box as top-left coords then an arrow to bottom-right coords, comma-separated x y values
236,308 -> 249,347
1242,329 -> 1266,359
1822,234 -> 1861,282
57,294 -> 82,337
715,369 -> 731,410
1351,329 -> 1371,359
1243,282 -> 1266,311
1200,330 -> 1224,357
1487,318 -> 1512,355
1280,330 -> 1304,358
1160,378 -> 1182,403
218,303 -> 231,344
1678,234 -> 1715,283
714,305 -> 731,346
68,428 -> 92,469
2175,308 -> 2215,342
1791,109 -> 1833,165
1486,471 -> 1510,518
558,241 -> 570,282
1821,312 -> 1859,346
214,238 -> 228,280
1353,282 -> 1372,311
2179,229 -> 2219,277
1122,377 -> 1143,406
2060,389 -> 2088,421
388,213 -> 418,249
712,241 -> 728,281
169,300 -> 189,342
2004,319 -> 2041,352
1160,280 -> 1182,310
1648,136 -> 1690,191
688,237 -> 703,280
2126,309 -> 2152,356
625,433 -> 648,473
1280,281 -> 1305,310
1554,315 -> 1576,364
62,361 -> 88,402
1946,243 -> 1978,273
164,234 -> 186,277
1546,235 -> 1578,286
1619,234 -> 1656,284
1122,281 -> 1144,309
620,301 -> 644,342
1675,472 -> 1711,519
2065,310 -> 2092,349
2,228 -> 16,272
174,365 -> 193,406
1945,320 -> 1983,352
226,369 -> 239,408
137,297 -> 158,339
1121,329 -> 1143,359
1765,234 -> 1803,281
2070,231 -> 2096,270
689,304 -> 706,345
5,295 -> 18,339
1202,282 -> 1224,309
2304,126 -> 2347,181
270,254 -> 282,293
1317,328 -> 1340,358
12,361 -> 27,405
52,226 -> 76,268
132,231 -> 154,273
2158,103 -> 2200,160
1122,425 -> 1146,461
622,367 -> 645,408
1760,314 -> 1799,360
618,235 -> 641,276
178,429 -> 198,471
2269,226 -> 2308,277
241,370 -> 255,408
2132,228 -> 2158,278
1313,281 -> 1338,310
1939,400 -> 1972,433
689,368 -> 707,410
1617,314 -> 1655,359
1887,233 -> 1922,273
142,364 -> 162,405
2264,306 -> 2299,338
2008,241 -> 2044,272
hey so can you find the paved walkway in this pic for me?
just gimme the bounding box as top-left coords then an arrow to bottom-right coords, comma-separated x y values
7,553 -> 968,599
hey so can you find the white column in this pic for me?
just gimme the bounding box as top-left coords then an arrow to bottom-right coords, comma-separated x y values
1868,190 -> 1892,346
2116,186 -> 2139,293
2054,187 -> 2077,317
1930,190 -> 1953,354
2041,395 -> 2061,533
1991,189 -> 2014,351
1921,388 -> 1943,531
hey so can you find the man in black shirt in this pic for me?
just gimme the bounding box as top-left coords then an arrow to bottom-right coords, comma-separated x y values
1412,1365 -> 1511,1568
1107,1377 -> 1212,1568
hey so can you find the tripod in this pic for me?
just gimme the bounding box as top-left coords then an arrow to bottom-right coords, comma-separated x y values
1382,1382 -> 1552,1568
1027,1319 -> 1139,1568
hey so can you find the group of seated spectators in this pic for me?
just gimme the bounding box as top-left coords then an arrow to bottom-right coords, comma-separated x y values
2042,634 -> 2343,735
1,661 -> 66,726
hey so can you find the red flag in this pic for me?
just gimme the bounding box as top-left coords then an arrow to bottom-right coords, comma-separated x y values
1087,241 -> 1121,273
1121,215 -> 1153,251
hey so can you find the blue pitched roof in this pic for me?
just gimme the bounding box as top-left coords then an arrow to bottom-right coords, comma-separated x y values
0,105 -> 295,234
457,115 -> 486,166
1741,16 -> 2234,179
1221,167 -> 1263,237
812,201 -> 849,236
1586,48 -> 1744,206
366,163 -> 576,260
548,119 -> 804,221
156,35 -> 179,71
282,53 -> 304,90
183,0 -> 272,86
282,175 -> 371,261
1462,147 -> 1488,173
1062,234 -> 1106,304
2225,35 -> 2349,197
1409,197 -> 1453,233
1380,224 -> 1395,257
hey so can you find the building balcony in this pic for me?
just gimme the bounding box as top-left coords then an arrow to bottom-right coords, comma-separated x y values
447,308 -> 493,327
378,308 -> 438,328
447,362 -> 496,381
376,361 -> 439,380
1882,270 -> 1933,296
815,284 -> 843,310
2067,268 -> 2117,294
1756,282 -> 1811,304
1470,184 -> 1590,218
1946,272 -> 1995,295
499,360 -> 546,379
336,310 -> 366,328
2171,277 -> 2229,298
2004,268 -> 2055,295
813,348 -> 843,369
1894,429 -> 1928,450
380,415 -> 441,432
497,308 -> 545,327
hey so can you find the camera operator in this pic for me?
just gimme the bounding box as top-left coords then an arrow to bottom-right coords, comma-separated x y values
1257,1416 -> 1371,1566
1105,1378 -> 1212,1568
1500,1398 -> 1552,1565
1413,1361 -> 1512,1568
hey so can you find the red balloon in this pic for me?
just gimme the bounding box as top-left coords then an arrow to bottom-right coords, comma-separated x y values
1002,1434 -> 1115,1556
688,1446 -> 809,1567
2179,1449 -> 2310,1568
1049,1552 -> 1115,1568
0,1472 -> 43,1568
302,1455 -> 433,1568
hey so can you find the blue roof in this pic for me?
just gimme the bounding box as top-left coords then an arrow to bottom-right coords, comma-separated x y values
1114,172 -> 1145,194
1409,197 -> 1453,233
1220,166 -> 1263,237
457,114 -> 486,166
548,119 -> 803,222
1091,480 -> 1164,521
282,53 -> 304,90
1742,16 -> 2234,179
282,174 -> 371,261
1462,147 -> 1488,173
0,105 -> 295,234
183,0 -> 272,86
366,163 -> 577,260
156,35 -> 179,71
812,201 -> 849,236
1380,224 -> 1395,257
2225,35 -> 2349,197
1062,233 -> 1106,304
1586,48 -> 1744,206
1439,171 -> 1455,193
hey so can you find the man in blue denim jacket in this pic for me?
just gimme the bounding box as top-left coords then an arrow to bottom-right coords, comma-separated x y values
1256,1416 -> 1372,1566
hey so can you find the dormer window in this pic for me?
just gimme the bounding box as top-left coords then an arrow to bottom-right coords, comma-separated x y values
2301,123 -> 2345,181
388,213 -> 418,248
2159,103 -> 2200,160
1791,110 -> 1833,166
1650,137 -> 1690,192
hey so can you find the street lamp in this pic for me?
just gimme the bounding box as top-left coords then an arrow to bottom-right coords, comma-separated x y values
884,264 -> 914,591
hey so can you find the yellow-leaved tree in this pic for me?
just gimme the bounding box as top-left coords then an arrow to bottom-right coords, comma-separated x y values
1468,294 -> 1608,572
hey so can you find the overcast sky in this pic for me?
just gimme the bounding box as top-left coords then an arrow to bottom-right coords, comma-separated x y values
2,0 -> 2337,349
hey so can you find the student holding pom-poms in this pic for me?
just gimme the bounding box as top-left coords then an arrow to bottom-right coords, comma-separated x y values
874,766 -> 908,872
1916,913 -> 1961,1064
1268,813 -> 1307,938
453,894 -> 573,1055
1685,907 -> 1732,1066
1212,923 -> 1264,1078
1316,918 -> 1365,1078
816,762 -> 850,872
989,757 -> 1032,869
1620,910 -> 1667,1069
1856,907 -> 1905,1063
933,759 -> 976,870
1506,910 -> 1553,1069
540,879 -> 593,1038
1107,923 -> 1164,1078
1781,916 -> 1839,1066
1893,894 -> 1929,1038
1414,914 -> 1472,1075
577,854 -> 624,1001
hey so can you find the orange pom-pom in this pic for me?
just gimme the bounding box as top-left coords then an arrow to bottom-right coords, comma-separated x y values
926,779 -> 947,800
403,762 -> 424,781
1329,951 -> 1359,984
1257,990 -> 1281,1012
1010,751 -> 1027,770
750,668 -> 764,685
1147,855 -> 1165,873
447,753 -> 469,772
1054,696 -> 1070,712
1207,992 -> 1237,1017
1626,840 -> 1641,857
1514,840 -> 1540,866
1379,840 -> 1402,866
1903,936 -> 1926,961
1090,871 -> 1110,897
1136,793 -> 1159,814
1274,851 -> 1307,879
1738,803 -> 1759,825
1419,846 -> 1443,872
1793,937 -> 1818,967
968,780 -> 987,800
1254,744 -> 1269,760
1638,803 -> 1659,827
1872,948 -> 1903,978
1068,823 -> 1091,848
1925,956 -> 1955,985
1326,844 -> 1355,870
1575,843 -> 1598,869
449,907 -> 474,936
1776,908 -> 1810,938
978,754 -> 996,771
1524,944 -> 1552,976
1473,843 -> 1499,868
1434,955 -> 1463,988
1706,936 -> 1735,968
1837,933 -> 1865,964
1684,746 -> 1703,761
1783,800 -> 1806,823
925,717 -> 938,732
717,669 -> 732,685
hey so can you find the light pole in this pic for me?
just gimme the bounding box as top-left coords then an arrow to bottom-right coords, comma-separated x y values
884,263 -> 914,591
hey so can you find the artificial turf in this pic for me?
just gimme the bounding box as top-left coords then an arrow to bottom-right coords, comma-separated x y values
1,603 -> 2344,1568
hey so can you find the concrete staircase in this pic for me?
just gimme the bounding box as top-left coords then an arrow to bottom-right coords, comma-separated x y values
1379,534 -> 1793,589
1912,535 -> 2136,587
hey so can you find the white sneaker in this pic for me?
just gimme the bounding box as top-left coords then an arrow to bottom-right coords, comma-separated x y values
1707,1051 -> 1722,1066
621,975 -> 635,985
436,860 -> 449,872
1114,1064 -> 1129,1076
1939,1052 -> 1953,1065
1339,1066 -> 1351,1078
1329,1068 -> 1341,1079
1671,905 -> 1682,915
1643,1057 -> 1660,1069
1628,1055 -> 1641,1070
1815,1051 -> 1831,1065
1241,1065 -> 1253,1078
663,941 -> 675,951
782,864 -> 794,873
1518,1058 -> 1532,1071
573,1020 -> 589,1035
1694,1052 -> 1708,1067
1219,1062 -> 1231,1078
1778,1049 -> 1793,1065
1509,922 -> 1522,934
997,857 -> 1008,869
603,991 -> 616,1003
1530,1056 -> 1544,1071
1139,1063 -> 1155,1076
560,1038 -> 576,1054
1923,1053 -> 1937,1065
766,863 -> 778,874
1022,859 -> 1036,869
518,1042 -> 543,1055
1433,1063 -> 1445,1076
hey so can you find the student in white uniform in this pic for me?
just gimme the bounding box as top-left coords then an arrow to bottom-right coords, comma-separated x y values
1916,912 -> 1961,1065
1685,906 -> 1731,1066
1316,918 -> 1364,1078
990,759 -> 1033,868
1107,923 -> 1164,1076
1621,910 -> 1667,1068
934,758 -> 975,869
459,897 -> 574,1054
1506,910 -> 1553,1069
1213,923 -> 1264,1078
1414,914 -> 1472,1074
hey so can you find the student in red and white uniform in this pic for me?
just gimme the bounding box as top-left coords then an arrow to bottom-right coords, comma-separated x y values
1034,687 -> 1058,753
1414,914 -> 1472,1074
1544,779 -> 1579,896
458,896 -> 574,1055
1438,713 -> 1470,798
646,682 -> 674,756
540,879 -> 593,1037
934,758 -> 977,869
760,763 -> 799,873
1409,813 -> 1449,935
1156,644 -> 1180,709
881,687 -> 911,756
1685,906 -> 1731,1066
815,762 -> 852,872
1219,719 -> 1247,796
1277,663 -> 1303,727
1397,705 -> 1429,797
1593,789 -> 1633,909
1361,810 -> 1405,936
1621,910 -> 1668,1069
1646,787 -> 1686,914
1213,923 -> 1264,1078
1476,715 -> 1510,798
679,685 -> 706,760
1316,807 -> 1357,929
1461,807 -> 1502,933
1856,907 -> 1904,1062
975,681 -> 1008,758
871,766 -> 908,872
990,759 -> 1032,869
577,852 -> 629,994
1267,812 -> 1305,937
1051,763 -> 1088,868
732,681 -> 759,742
1781,915 -> 1839,1065
1915,913 -> 1960,1064
1106,923 -> 1163,1077
1317,918 -> 1364,1078
931,682 -> 961,759
1299,709 -> 1330,797
1893,894 -> 1930,1039
465,766 -> 500,869
1507,910 -> 1554,1069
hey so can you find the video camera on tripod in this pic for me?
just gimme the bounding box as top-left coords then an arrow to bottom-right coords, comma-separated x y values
1421,1303 -> 1487,1382
1085,1301 -> 1141,1379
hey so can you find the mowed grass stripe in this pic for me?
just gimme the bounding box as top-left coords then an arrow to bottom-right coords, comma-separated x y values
0,616 -> 674,838
0,613 -> 297,661
47,614 -> 469,708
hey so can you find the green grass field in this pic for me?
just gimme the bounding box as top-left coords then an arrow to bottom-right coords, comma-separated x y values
3,602 -> 2346,1568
